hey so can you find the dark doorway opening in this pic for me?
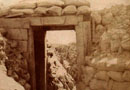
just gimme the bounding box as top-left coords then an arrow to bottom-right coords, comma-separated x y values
32,25 -> 76,90
33,26 -> 46,90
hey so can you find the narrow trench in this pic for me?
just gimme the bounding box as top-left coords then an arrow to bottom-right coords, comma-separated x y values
32,26 -> 77,90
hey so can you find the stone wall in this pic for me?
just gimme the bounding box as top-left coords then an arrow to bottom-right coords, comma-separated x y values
0,28 -> 31,90
78,4 -> 130,90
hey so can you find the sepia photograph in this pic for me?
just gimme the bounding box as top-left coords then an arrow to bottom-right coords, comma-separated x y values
0,0 -> 130,90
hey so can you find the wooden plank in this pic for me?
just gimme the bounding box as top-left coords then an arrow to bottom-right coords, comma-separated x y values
83,21 -> 92,56
28,28 -> 36,90
0,18 -> 30,28
75,22 -> 85,65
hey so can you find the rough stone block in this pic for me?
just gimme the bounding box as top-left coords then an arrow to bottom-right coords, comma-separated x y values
122,71 -> 130,81
112,82 -> 130,90
64,15 -> 78,25
82,66 -> 96,85
95,71 -> 109,81
18,41 -> 28,52
7,29 -> 28,40
0,18 -> 30,29
89,79 -> 107,90
107,71 -> 123,81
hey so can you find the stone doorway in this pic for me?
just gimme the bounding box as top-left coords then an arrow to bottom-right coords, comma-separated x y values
32,25 -> 77,90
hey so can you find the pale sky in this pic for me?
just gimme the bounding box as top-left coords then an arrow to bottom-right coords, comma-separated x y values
46,30 -> 76,45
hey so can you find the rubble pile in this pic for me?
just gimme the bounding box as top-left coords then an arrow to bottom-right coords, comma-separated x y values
54,43 -> 79,81
5,39 -> 31,90
47,52 -> 76,90
0,32 -> 25,90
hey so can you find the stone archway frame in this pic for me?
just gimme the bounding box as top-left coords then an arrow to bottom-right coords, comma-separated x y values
0,15 -> 91,90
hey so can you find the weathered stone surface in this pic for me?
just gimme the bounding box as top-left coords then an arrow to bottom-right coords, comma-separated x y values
75,22 -> 85,65
77,6 -> 91,15
76,82 -> 86,90
0,18 -> 30,29
107,71 -> 123,81
85,87 -> 91,90
64,15 -> 78,25
0,7 -> 9,17
95,24 -> 106,43
100,31 -> 111,53
18,41 -> 28,52
90,57 -> 125,71
34,7 -> 48,15
112,82 -> 130,90
37,0 -> 64,7
7,29 -> 28,40
47,6 -> 62,16
11,2 -> 36,9
122,71 -> 130,81
102,12 -> 114,25
91,11 -> 102,24
64,0 -> 90,7
62,5 -> 77,15
108,80 -> 114,90
10,9 -> 34,15
82,66 -> 95,85
89,79 -> 107,90
0,28 -> 7,36
121,34 -> 130,51
95,71 -> 109,81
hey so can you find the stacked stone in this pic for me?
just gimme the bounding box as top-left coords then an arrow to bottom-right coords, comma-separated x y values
0,0 -> 91,18
0,28 -> 30,90
91,4 -> 130,54
80,4 -> 130,90
77,55 -> 130,90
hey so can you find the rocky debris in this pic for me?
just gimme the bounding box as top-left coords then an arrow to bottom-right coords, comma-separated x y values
0,32 -> 25,90
47,53 -> 76,90
4,39 -> 30,89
